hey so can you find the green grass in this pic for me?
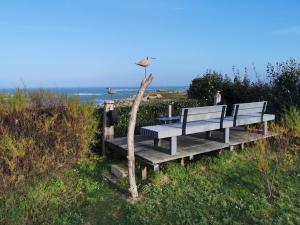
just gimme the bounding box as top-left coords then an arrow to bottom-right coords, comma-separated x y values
1,149 -> 299,225
151,91 -> 187,100
0,157 -> 128,225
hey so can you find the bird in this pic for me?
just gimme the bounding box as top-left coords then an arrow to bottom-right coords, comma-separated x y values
106,88 -> 116,100
135,56 -> 156,77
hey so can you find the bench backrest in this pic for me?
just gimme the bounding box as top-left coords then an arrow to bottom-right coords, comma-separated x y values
180,105 -> 227,123
180,105 -> 227,135
232,101 -> 267,116
232,101 -> 267,126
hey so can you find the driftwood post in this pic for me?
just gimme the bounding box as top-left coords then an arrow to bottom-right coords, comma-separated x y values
102,100 -> 115,157
127,74 -> 154,199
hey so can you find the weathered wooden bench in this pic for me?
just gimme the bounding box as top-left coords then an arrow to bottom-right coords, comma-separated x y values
225,101 -> 275,135
140,105 -> 232,155
140,101 -> 275,156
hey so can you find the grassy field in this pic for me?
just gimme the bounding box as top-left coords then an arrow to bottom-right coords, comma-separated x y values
150,91 -> 187,100
1,146 -> 299,225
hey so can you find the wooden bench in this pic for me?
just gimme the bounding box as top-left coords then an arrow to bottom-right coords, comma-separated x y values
140,101 -> 275,156
140,105 -> 231,155
225,101 -> 275,135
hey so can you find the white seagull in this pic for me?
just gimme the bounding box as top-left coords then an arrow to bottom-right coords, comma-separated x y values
135,56 -> 156,77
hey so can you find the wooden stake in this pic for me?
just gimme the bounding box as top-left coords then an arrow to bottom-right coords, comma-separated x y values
102,100 -> 115,157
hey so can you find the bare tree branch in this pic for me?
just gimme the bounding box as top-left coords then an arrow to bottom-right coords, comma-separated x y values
127,74 -> 154,199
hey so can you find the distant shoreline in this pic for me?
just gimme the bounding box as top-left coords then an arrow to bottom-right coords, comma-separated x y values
0,86 -> 188,105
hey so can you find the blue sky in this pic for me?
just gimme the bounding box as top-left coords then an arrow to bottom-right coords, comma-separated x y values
0,0 -> 300,88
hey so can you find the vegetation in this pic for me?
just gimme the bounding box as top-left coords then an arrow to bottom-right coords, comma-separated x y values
188,58 -> 300,115
0,90 -> 202,190
0,139 -> 299,224
0,90 -> 98,191
153,91 -> 187,100
281,106 -> 300,138
1,105 -> 299,224
268,59 -> 300,110
1,59 -> 300,224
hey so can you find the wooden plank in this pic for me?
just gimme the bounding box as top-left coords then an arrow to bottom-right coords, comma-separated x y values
182,105 -> 226,115
234,101 -> 266,110
106,129 -> 276,166
225,114 -> 275,126
180,105 -> 226,122
232,101 -> 266,116
140,125 -> 182,139
185,112 -> 224,121
237,108 -> 263,115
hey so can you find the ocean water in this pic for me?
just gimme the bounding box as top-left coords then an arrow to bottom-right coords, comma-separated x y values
0,86 -> 187,105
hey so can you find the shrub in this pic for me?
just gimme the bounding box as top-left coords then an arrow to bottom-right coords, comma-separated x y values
187,71 -> 225,104
267,58 -> 300,109
250,139 -> 277,199
112,99 -> 204,137
280,106 -> 300,138
187,58 -> 300,116
0,90 -> 98,191
250,106 -> 300,201
188,71 -> 271,114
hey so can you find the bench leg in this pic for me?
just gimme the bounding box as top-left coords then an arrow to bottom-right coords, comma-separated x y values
170,136 -> 177,155
223,128 -> 230,143
263,121 -> 268,136
154,138 -> 161,147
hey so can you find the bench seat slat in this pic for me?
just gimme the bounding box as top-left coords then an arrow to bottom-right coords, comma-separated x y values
140,125 -> 182,139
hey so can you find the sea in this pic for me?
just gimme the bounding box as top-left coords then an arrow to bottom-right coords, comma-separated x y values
0,86 -> 187,105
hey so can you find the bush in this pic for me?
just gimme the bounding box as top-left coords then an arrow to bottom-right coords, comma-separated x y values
0,90 -> 98,191
188,58 -> 300,116
187,71 -> 225,104
281,106 -> 300,138
268,58 -> 300,111
113,99 -> 204,137
0,90 -> 203,188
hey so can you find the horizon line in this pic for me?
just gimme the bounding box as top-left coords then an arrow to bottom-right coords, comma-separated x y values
0,85 -> 189,90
